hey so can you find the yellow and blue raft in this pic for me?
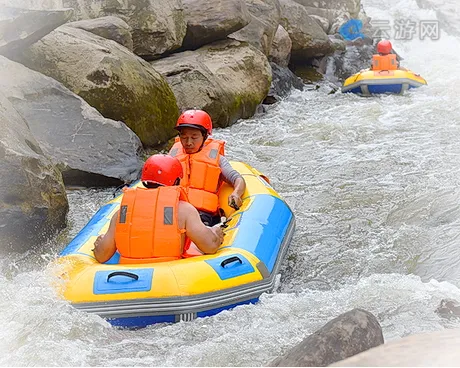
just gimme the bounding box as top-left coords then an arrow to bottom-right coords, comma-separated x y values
342,68 -> 427,95
52,161 -> 295,328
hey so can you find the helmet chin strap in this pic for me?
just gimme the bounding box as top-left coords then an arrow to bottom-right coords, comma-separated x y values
197,133 -> 208,151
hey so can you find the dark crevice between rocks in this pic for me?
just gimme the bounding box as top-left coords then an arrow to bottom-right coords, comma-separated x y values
62,169 -> 126,188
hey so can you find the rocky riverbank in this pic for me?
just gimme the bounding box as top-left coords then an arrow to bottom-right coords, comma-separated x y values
0,0 -> 377,248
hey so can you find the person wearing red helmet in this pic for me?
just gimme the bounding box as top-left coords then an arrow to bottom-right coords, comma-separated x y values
377,39 -> 392,55
169,109 -> 246,227
93,154 -> 224,263
371,39 -> 402,71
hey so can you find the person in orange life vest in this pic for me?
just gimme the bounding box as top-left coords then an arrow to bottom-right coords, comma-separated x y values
169,109 -> 246,227
93,154 -> 224,264
371,39 -> 405,71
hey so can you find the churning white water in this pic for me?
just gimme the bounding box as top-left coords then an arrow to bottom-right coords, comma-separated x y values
3,0 -> 460,366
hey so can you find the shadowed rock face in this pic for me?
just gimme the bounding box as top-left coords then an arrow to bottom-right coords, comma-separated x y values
0,6 -> 73,58
269,308 -> 384,367
0,55 -> 143,187
436,298 -> 460,319
0,91 -> 68,250
264,62 -> 303,104
324,42 -> 375,84
14,25 -> 179,148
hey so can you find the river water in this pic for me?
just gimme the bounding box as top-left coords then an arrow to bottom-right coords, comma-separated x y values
2,0 -> 460,366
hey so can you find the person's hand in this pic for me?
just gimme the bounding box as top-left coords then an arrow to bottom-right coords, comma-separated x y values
228,192 -> 242,210
211,224 -> 224,245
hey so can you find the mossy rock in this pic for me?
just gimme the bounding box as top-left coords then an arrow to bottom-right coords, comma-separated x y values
17,25 -> 179,147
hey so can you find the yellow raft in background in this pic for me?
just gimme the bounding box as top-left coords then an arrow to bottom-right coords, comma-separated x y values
53,161 -> 295,328
342,68 -> 427,95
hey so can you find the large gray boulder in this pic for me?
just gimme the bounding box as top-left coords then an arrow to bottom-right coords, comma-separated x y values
279,0 -> 334,61
15,25 -> 179,147
331,328 -> 460,366
229,0 -> 281,56
0,6 -> 73,58
292,0 -> 361,26
0,55 -> 143,186
67,16 -> 133,51
269,309 -> 384,367
269,24 -> 292,67
61,0 -> 186,59
151,40 -> 272,129
181,0 -> 251,51
0,92 -> 68,249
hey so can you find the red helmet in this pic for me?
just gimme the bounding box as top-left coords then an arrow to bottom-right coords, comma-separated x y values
377,39 -> 392,54
175,109 -> 212,135
141,154 -> 183,186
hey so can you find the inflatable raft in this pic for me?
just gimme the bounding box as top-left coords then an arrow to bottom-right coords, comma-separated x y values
342,69 -> 427,96
53,161 -> 295,328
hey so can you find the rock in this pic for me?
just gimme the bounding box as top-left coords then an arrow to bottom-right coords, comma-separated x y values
151,39 -> 272,129
436,298 -> 460,319
269,25 -> 292,67
279,0 -> 334,61
0,6 -> 73,58
291,0 -> 361,26
181,0 -> 251,51
310,15 -> 330,33
331,328 -> 460,366
269,308 -> 384,367
67,16 -> 133,51
61,0 -> 186,59
0,91 -> 68,250
264,62 -> 303,104
329,35 -> 347,52
0,0 -> 63,8
0,55 -> 143,186
229,0 -> 281,56
15,25 -> 179,147
324,43 -> 375,83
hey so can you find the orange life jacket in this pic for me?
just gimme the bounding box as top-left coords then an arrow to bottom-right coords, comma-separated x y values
169,137 -> 225,213
371,54 -> 398,71
114,186 -> 188,264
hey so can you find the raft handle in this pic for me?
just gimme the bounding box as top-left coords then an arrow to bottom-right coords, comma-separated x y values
221,256 -> 242,268
107,271 -> 139,282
